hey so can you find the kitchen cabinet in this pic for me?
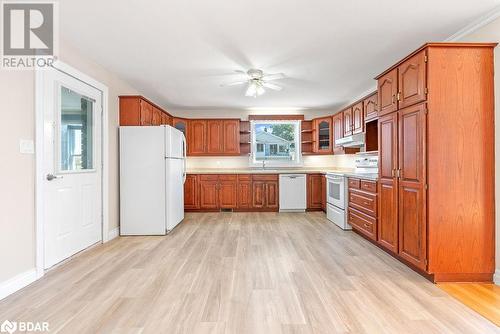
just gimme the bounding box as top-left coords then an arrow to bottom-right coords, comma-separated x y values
321,175 -> 326,211
363,92 -> 378,122
199,175 -> 219,209
348,178 -> 378,241
237,175 -> 252,209
161,113 -> 171,125
252,175 -> 279,210
332,112 -> 344,154
307,174 -> 323,210
377,68 -> 398,116
119,96 -> 173,126
377,113 -> 399,253
343,108 -> 353,137
398,50 -> 427,109
223,120 -> 240,154
152,106 -> 162,125
207,120 -> 223,154
352,102 -> 364,134
219,175 -> 238,209
188,120 -> 207,155
184,174 -> 199,210
313,117 -> 333,153
373,43 -> 496,282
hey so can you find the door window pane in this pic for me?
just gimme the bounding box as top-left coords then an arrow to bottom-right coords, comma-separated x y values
60,86 -> 94,171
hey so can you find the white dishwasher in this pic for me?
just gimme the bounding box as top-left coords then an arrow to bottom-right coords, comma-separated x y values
279,174 -> 307,212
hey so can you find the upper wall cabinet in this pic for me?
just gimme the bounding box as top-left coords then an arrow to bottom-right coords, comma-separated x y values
378,68 -> 398,116
352,102 -> 364,134
343,107 -> 353,137
332,112 -> 344,154
398,50 -> 427,109
187,119 -> 241,156
363,92 -> 378,122
313,117 -> 333,153
377,50 -> 427,116
119,96 -> 172,126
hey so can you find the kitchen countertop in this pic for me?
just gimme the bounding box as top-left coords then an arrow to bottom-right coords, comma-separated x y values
186,168 -> 379,180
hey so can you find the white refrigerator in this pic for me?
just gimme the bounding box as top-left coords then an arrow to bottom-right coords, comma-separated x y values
119,125 -> 186,235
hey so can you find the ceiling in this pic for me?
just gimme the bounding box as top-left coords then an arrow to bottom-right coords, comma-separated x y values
60,0 -> 500,112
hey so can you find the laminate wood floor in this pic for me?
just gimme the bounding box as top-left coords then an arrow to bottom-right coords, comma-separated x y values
0,212 -> 498,333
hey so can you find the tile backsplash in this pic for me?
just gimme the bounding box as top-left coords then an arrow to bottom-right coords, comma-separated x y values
186,154 -> 358,169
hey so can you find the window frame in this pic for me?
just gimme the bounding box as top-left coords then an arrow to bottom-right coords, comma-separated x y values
249,120 -> 302,167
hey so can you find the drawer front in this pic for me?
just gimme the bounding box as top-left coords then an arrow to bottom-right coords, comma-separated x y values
348,207 -> 376,240
219,174 -> 237,181
199,174 -> 219,181
360,180 -> 377,193
238,174 -> 252,181
348,178 -> 360,189
252,174 -> 278,181
349,189 -> 377,216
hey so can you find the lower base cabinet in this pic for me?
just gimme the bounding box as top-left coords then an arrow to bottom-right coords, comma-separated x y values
307,174 -> 323,210
347,178 -> 378,242
185,174 -> 279,211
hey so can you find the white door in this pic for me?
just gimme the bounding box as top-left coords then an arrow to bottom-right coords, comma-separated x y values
41,67 -> 102,269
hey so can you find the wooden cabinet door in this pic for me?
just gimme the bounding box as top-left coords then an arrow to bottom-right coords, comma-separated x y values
332,112 -> 344,153
378,68 -> 398,116
252,181 -> 266,208
265,181 -> 279,209
398,103 -> 427,270
139,100 -> 153,125
352,102 -> 364,134
343,108 -> 353,137
398,50 -> 427,109
188,120 -> 207,155
207,120 -> 223,154
161,113 -> 169,125
199,178 -> 219,209
237,178 -> 252,209
152,106 -> 162,125
184,175 -> 199,209
314,117 -> 332,153
378,112 -> 399,253
307,174 -> 323,209
223,120 -> 240,154
219,177 -> 237,208
363,93 -> 378,122
321,175 -> 326,211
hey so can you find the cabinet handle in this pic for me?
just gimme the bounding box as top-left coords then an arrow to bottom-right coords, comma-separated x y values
391,169 -> 395,177
363,223 -> 371,228
363,201 -> 370,206
397,92 -> 401,101
392,95 -> 396,104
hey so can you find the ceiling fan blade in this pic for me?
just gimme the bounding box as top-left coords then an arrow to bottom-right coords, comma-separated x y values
262,73 -> 286,81
220,80 -> 248,87
262,82 -> 282,91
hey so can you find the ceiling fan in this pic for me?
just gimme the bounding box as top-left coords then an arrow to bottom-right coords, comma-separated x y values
220,69 -> 286,97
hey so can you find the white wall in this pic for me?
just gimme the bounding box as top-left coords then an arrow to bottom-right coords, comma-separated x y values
456,16 -> 500,283
187,154 -> 358,169
0,40 -> 139,285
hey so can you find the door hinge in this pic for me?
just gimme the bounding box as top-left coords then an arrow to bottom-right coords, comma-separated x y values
425,184 -> 428,190
424,87 -> 428,95
424,55 -> 428,63
396,92 -> 401,101
424,259 -> 428,266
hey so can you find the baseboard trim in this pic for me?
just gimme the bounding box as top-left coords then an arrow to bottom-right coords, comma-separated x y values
107,227 -> 119,241
494,269 -> 500,285
0,269 -> 38,301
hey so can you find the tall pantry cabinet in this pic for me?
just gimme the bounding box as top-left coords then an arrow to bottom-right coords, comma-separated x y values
376,43 -> 496,282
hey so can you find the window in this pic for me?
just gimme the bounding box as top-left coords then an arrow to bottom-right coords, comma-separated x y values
250,120 -> 301,166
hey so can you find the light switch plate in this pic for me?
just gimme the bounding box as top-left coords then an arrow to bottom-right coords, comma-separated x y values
19,139 -> 35,154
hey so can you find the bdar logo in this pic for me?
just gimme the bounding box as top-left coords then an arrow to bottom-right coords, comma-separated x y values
0,320 -> 17,334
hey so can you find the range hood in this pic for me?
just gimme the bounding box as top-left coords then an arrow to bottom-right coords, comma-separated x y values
335,133 -> 365,148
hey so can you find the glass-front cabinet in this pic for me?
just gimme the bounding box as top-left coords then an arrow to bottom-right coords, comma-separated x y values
314,117 -> 332,153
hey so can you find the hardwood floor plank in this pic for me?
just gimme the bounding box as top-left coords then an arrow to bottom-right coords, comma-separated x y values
0,212 -> 497,333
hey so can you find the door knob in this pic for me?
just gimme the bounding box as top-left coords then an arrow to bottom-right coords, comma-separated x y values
46,173 -> 63,181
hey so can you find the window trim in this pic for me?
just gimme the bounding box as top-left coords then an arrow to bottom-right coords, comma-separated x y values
249,120 -> 302,167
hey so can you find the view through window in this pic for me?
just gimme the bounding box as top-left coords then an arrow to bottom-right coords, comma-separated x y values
251,121 -> 301,165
